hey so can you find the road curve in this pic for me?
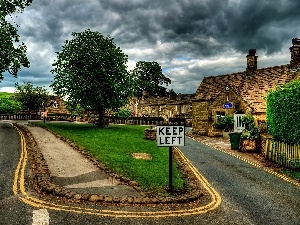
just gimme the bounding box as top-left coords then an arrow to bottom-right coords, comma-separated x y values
178,137 -> 300,225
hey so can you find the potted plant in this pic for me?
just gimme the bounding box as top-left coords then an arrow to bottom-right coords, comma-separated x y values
240,117 -> 261,151
213,115 -> 234,139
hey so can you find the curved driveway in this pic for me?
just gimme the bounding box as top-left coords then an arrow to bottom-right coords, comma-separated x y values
178,137 -> 300,225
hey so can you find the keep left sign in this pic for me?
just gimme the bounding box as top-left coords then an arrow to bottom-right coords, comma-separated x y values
156,126 -> 185,146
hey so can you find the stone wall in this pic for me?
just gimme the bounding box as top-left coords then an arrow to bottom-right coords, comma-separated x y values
192,100 -> 209,135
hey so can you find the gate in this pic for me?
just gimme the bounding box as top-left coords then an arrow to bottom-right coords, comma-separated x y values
234,113 -> 245,132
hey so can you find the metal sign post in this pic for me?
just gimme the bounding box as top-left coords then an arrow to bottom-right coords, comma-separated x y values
156,126 -> 185,191
168,146 -> 173,190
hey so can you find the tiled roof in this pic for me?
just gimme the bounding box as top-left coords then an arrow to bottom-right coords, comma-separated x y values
194,64 -> 297,113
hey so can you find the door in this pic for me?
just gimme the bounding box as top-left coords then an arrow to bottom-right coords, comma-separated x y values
234,113 -> 245,132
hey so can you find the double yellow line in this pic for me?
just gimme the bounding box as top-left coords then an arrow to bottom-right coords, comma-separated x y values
13,125 -> 221,218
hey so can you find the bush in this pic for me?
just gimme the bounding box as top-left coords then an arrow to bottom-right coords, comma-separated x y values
213,115 -> 234,132
113,109 -> 132,118
266,80 -> 300,144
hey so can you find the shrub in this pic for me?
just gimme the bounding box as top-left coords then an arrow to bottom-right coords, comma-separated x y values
213,115 -> 234,132
113,109 -> 132,118
266,80 -> 300,145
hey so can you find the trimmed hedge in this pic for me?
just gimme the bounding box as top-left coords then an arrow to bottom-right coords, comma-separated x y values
266,80 -> 300,144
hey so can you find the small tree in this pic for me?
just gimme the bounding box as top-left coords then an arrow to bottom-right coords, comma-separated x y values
14,82 -> 49,112
266,80 -> 300,144
0,0 -> 31,80
132,61 -> 171,98
51,29 -> 134,126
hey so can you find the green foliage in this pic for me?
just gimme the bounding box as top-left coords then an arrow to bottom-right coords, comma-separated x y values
113,109 -> 132,118
0,92 -> 21,114
282,168 -> 300,179
65,102 -> 84,117
51,29 -> 134,118
0,0 -> 31,80
240,115 -> 260,140
213,115 -> 234,132
132,61 -> 171,98
14,82 -> 49,112
241,115 -> 254,125
266,80 -> 300,144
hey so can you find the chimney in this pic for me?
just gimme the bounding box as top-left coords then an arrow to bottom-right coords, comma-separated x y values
290,38 -> 300,69
246,49 -> 258,76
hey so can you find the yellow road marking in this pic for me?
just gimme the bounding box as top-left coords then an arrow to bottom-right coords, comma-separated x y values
187,136 -> 300,187
13,125 -> 221,218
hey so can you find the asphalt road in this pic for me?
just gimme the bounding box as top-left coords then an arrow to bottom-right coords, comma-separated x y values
0,122 -> 34,224
1,122 -> 300,224
178,137 -> 300,225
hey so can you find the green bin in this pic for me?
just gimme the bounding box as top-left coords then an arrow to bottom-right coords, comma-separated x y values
229,132 -> 242,150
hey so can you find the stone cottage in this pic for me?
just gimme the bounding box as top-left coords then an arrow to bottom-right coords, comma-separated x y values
46,95 -> 70,119
129,93 -> 194,123
192,38 -> 300,136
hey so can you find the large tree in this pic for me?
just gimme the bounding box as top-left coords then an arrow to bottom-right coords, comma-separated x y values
0,0 -> 31,80
14,82 -> 49,112
50,29 -> 134,126
132,61 -> 171,98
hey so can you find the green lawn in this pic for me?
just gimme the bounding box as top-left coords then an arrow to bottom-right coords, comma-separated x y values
32,122 -> 187,195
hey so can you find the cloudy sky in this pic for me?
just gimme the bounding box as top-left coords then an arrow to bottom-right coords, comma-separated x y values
1,0 -> 300,94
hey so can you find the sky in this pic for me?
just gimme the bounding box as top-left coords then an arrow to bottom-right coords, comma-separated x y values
1,0 -> 300,94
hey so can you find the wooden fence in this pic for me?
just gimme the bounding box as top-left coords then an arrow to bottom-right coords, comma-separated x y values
264,139 -> 300,170
105,116 -> 165,126
0,114 -> 41,120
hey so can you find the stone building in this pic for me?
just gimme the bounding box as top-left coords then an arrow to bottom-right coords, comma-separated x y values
46,95 -> 70,118
192,38 -> 300,136
128,93 -> 194,123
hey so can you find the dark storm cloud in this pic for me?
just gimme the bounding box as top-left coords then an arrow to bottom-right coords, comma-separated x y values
1,0 -> 299,93
220,0 -> 300,54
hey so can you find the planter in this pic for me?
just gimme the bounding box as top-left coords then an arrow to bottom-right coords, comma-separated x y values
144,128 -> 156,140
223,131 -> 230,140
241,139 -> 258,152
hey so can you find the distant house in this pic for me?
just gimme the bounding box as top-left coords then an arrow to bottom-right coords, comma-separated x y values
192,38 -> 300,136
46,96 -> 70,120
129,93 -> 194,123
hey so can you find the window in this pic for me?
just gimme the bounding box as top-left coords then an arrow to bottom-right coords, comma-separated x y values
216,111 -> 225,123
53,101 -> 58,108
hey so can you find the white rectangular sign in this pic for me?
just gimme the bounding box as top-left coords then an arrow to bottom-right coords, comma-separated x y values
156,126 -> 185,146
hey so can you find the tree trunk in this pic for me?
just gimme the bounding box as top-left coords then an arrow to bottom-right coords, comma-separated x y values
95,110 -> 108,127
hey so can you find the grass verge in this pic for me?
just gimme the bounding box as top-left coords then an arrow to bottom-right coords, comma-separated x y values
32,122 -> 188,195
281,169 -> 300,181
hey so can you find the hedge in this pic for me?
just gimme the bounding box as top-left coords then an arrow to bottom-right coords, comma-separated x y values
266,80 -> 300,144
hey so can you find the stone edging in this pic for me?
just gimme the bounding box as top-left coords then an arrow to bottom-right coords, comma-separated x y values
16,123 -> 203,204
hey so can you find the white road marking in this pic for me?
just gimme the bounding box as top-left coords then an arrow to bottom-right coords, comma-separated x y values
32,209 -> 49,225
